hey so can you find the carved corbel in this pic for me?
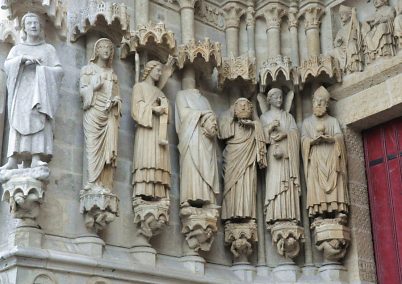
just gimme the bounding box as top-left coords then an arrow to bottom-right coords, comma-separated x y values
1,0 -> 67,38
0,166 -> 50,227
224,220 -> 258,263
180,206 -> 219,253
120,22 -> 176,59
269,221 -> 305,259
70,0 -> 130,43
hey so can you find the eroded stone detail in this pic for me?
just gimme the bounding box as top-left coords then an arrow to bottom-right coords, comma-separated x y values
263,4 -> 286,30
298,55 -> 342,84
302,5 -> 324,31
0,18 -> 18,43
120,22 -> 176,59
270,221 -> 305,259
195,0 -> 225,30
1,166 -> 49,227
224,220 -> 258,263
180,206 -> 219,253
70,0 -> 129,43
177,38 -> 222,69
218,54 -> 256,88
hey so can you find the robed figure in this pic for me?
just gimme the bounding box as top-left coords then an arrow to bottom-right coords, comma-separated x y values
259,89 -> 301,224
80,38 -> 121,191
302,87 -> 349,218
219,98 -> 267,220
2,12 -> 63,169
131,60 -> 171,200
333,5 -> 363,73
175,89 -> 219,206
362,0 -> 396,63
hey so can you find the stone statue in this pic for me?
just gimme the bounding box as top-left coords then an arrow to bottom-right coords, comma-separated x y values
175,89 -> 219,207
301,86 -> 349,219
362,0 -> 396,63
1,12 -> 63,169
259,88 -> 301,225
219,98 -> 266,221
393,0 -> 402,48
80,38 -> 121,192
131,60 -> 171,201
333,5 -> 363,73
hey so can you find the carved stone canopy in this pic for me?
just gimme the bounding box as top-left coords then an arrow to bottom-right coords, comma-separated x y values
70,0 -> 129,43
177,38 -> 222,74
0,18 -> 18,43
120,22 -> 176,60
218,54 -> 256,89
298,55 -> 342,86
259,55 -> 299,90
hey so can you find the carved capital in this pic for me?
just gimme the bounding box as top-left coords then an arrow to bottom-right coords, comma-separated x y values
301,5 -> 324,30
176,0 -> 198,9
264,4 -> 287,30
269,221 -> 305,259
180,206 -> 219,253
224,220 -> 258,263
288,2 -> 299,29
79,185 -> 119,234
246,6 -> 256,28
222,3 -> 243,29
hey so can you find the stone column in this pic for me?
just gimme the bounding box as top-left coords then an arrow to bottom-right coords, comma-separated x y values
288,1 -> 299,66
302,5 -> 324,57
178,0 -> 197,89
246,5 -> 256,58
223,3 -> 242,57
264,4 -> 286,58
135,0 -> 149,26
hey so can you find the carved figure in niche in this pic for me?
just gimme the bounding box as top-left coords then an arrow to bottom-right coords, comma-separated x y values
259,88 -> 300,225
393,0 -> 402,48
301,86 -> 349,219
1,12 -> 63,169
80,38 -> 121,192
362,0 -> 396,63
175,89 -> 219,208
333,5 -> 363,73
131,60 -> 171,201
219,98 -> 266,221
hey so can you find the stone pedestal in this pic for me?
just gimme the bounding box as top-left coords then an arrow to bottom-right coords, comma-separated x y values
79,186 -> 119,234
130,246 -> 157,267
273,263 -> 301,283
74,236 -> 105,258
8,226 -> 44,248
0,166 -> 49,228
270,221 -> 305,259
180,205 -> 219,254
180,255 -> 206,274
312,217 -> 351,262
319,263 -> 348,283
231,264 -> 256,282
224,220 -> 258,264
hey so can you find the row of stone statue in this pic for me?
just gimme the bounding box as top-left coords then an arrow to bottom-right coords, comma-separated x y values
334,1 -> 402,73
0,12 -> 349,263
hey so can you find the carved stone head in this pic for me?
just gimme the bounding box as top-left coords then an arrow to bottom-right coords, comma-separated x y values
142,60 -> 162,82
267,88 -> 283,109
312,86 -> 330,117
234,98 -> 253,119
21,12 -> 43,42
90,38 -> 114,68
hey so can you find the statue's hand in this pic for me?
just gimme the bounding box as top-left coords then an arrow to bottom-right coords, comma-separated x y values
239,119 -> 255,127
91,75 -> 103,91
152,106 -> 167,115
321,134 -> 335,144
272,132 -> 287,142
23,55 -> 41,65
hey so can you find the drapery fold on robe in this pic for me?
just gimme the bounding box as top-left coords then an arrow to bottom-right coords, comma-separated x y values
80,63 -> 120,190
261,110 -> 301,224
219,112 -> 266,219
4,42 -> 63,158
131,82 -> 171,199
301,114 -> 349,217
175,89 -> 219,204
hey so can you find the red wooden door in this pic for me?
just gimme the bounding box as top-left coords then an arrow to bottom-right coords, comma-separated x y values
363,117 -> 402,284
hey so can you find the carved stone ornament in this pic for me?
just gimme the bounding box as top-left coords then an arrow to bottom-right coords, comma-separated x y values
0,166 -> 49,227
195,0 -> 225,30
79,186 -> 119,234
311,217 -> 351,262
263,4 -> 287,30
177,38 -> 222,71
259,55 -> 299,89
180,206 -> 219,253
298,55 -> 342,85
269,221 -> 305,260
0,18 -> 19,43
1,0 -> 67,38
70,0 -> 129,43
133,198 -> 169,246
224,220 -> 258,263
302,5 -> 324,31
218,54 -> 256,88
120,22 -> 176,59
222,3 -> 243,29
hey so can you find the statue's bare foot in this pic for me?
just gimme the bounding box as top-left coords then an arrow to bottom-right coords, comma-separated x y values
159,139 -> 169,146
0,158 -> 17,170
